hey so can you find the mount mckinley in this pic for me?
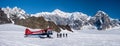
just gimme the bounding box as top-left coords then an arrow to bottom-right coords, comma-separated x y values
0,7 -> 120,32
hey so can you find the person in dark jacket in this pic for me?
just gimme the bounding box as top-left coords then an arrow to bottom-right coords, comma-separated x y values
59,33 -> 62,38
57,33 -> 59,38
63,33 -> 65,37
66,33 -> 68,37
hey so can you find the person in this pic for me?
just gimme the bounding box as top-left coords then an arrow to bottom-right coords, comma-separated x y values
59,33 -> 62,38
63,33 -> 65,37
66,33 -> 68,37
57,33 -> 59,38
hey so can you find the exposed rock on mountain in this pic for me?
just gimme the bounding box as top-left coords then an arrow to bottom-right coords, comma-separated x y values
15,17 -> 61,32
0,8 -> 11,24
89,11 -> 111,30
58,25 -> 72,32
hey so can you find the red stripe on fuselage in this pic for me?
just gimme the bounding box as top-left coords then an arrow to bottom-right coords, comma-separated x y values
31,30 -> 45,34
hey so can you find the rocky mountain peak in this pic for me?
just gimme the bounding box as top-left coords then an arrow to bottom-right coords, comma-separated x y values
90,11 -> 115,30
95,10 -> 108,17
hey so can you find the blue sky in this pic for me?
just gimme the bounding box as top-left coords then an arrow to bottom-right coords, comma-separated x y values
0,0 -> 120,19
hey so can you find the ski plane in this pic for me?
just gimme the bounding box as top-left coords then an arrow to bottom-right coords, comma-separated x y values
24,27 -> 53,38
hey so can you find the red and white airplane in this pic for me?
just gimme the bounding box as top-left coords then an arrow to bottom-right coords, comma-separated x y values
24,27 -> 53,38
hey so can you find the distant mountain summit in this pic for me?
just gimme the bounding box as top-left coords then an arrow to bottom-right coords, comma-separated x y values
89,11 -> 111,30
0,7 -> 120,32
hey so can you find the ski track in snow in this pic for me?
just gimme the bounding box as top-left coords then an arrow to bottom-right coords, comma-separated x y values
0,24 -> 120,46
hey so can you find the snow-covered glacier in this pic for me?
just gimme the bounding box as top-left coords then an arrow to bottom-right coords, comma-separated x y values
0,24 -> 120,46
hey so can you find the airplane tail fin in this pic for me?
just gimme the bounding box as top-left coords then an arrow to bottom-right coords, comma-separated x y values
25,28 -> 32,35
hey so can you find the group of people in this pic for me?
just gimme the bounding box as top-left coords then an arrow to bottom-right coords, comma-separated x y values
57,33 -> 68,38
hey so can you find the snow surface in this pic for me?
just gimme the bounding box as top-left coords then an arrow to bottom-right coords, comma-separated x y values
0,24 -> 120,46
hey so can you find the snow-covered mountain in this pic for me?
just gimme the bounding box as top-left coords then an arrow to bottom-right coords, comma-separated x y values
31,9 -> 120,30
31,9 -> 71,25
31,9 -> 90,30
1,6 -> 29,24
89,11 -> 120,30
0,7 -> 120,31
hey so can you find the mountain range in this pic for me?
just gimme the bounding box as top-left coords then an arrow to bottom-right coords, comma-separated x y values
0,7 -> 120,32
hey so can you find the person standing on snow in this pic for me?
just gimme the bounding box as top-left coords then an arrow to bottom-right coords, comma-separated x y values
66,33 -> 68,37
59,33 -> 62,38
57,33 -> 59,38
63,33 -> 65,37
